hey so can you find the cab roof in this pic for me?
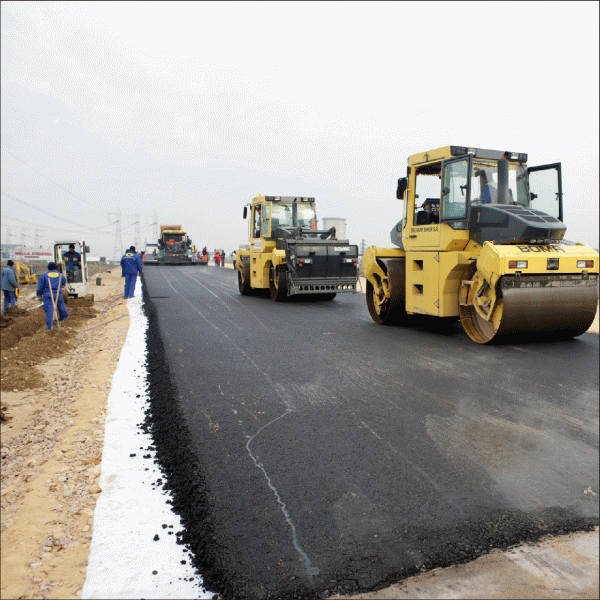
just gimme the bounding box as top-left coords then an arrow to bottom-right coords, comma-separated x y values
408,146 -> 527,166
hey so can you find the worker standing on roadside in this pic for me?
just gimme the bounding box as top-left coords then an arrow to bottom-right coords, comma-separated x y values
231,250 -> 237,270
214,250 -> 221,267
36,262 -> 68,330
64,244 -> 82,283
1,260 -> 19,312
121,245 -> 143,299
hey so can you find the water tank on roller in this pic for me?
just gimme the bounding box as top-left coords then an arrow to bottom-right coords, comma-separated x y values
321,218 -> 347,240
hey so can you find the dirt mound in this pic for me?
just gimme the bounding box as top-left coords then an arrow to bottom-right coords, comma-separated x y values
1,304 -> 98,393
1,307 -> 46,351
1,306 -> 30,326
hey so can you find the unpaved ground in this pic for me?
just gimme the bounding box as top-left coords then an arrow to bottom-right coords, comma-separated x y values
1,269 -> 130,600
342,527 -> 599,599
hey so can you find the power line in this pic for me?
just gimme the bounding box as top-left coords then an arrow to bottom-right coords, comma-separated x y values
1,218 -> 112,235
1,190 -> 114,233
1,145 -> 108,213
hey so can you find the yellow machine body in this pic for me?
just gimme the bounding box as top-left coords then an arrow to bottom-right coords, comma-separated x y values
237,195 -> 358,301
14,261 -> 39,285
364,146 -> 599,343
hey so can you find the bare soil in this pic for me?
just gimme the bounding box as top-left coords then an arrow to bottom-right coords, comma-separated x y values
1,269 -> 130,600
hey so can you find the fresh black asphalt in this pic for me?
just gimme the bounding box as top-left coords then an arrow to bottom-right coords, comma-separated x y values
141,265 -> 599,599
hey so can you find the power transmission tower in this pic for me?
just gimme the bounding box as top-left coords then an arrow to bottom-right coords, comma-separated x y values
7,226 -> 13,245
134,214 -> 141,250
360,239 -> 366,255
145,212 -> 157,245
110,210 -> 123,262
34,229 -> 41,247
20,229 -> 30,246
128,214 -> 140,250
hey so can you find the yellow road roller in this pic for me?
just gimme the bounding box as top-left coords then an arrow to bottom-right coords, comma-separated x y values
237,195 -> 359,301
363,146 -> 599,343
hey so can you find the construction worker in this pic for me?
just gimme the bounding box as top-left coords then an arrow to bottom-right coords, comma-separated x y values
1,260 -> 19,312
63,244 -> 82,283
36,262 -> 68,330
231,250 -> 237,270
214,250 -> 221,267
121,245 -> 143,298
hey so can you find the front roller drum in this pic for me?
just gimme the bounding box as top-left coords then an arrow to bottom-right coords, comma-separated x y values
460,270 -> 598,344
270,267 -> 288,302
366,258 -> 406,325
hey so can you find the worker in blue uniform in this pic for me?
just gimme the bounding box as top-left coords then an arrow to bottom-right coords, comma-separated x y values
120,246 -> 143,298
63,244 -> 82,283
36,262 -> 68,330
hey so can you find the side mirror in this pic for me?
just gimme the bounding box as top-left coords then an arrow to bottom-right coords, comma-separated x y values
243,206 -> 248,219
396,177 -> 408,200
441,186 -> 450,197
84,245 -> 90,253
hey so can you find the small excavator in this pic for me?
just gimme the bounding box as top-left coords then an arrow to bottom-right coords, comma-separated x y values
363,146 -> 598,343
14,261 -> 38,285
237,195 -> 359,301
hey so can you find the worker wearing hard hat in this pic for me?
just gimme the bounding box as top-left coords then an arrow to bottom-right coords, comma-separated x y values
120,245 -> 143,298
63,244 -> 82,283
36,262 -> 68,330
1,260 -> 19,312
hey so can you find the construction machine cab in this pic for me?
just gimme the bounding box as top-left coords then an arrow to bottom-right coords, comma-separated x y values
395,147 -> 566,251
246,196 -> 318,243
53,240 -> 90,298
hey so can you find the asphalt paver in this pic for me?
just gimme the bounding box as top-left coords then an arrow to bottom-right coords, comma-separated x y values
141,265 -> 599,599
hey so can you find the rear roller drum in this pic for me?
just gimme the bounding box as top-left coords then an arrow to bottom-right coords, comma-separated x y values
366,258 -> 406,325
238,263 -> 252,296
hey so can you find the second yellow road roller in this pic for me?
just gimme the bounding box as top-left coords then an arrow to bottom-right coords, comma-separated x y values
363,146 -> 599,343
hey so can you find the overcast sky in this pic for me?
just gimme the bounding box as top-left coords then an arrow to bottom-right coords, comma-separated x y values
1,1 -> 598,259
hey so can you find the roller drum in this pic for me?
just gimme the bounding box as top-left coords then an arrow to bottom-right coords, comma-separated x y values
497,279 -> 598,338
463,274 -> 598,343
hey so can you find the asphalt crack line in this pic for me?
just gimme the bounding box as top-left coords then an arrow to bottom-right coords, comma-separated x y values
245,408 -> 320,580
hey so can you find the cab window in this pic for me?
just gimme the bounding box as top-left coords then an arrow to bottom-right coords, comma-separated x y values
260,204 -> 271,236
271,203 -> 294,228
297,203 -> 317,228
413,164 -> 441,225
253,205 -> 262,238
441,156 -> 471,227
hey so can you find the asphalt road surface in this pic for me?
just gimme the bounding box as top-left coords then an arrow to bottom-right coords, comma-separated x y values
141,265 -> 599,599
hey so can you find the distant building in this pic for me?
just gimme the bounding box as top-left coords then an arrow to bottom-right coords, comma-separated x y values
1,245 -> 53,261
